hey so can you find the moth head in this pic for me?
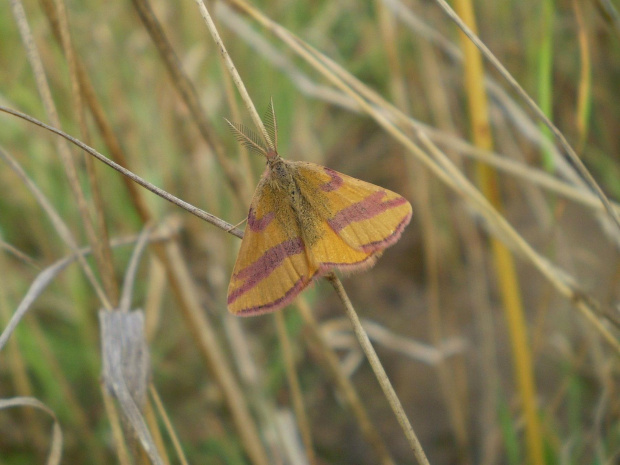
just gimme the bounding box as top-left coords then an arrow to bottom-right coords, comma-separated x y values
266,156 -> 291,184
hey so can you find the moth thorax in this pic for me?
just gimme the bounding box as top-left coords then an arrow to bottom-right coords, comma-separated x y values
268,158 -> 291,183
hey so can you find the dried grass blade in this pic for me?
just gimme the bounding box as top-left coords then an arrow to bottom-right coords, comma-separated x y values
99,310 -> 158,463
0,397 -> 63,465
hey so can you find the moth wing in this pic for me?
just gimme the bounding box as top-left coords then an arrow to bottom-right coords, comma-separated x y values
307,218 -> 380,274
294,162 -> 412,260
227,180 -> 317,316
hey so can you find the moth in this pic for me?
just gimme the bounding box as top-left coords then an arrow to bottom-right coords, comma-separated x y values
227,102 -> 412,316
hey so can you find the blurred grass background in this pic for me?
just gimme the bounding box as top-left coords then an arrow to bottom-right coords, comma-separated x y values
1,0 -> 620,464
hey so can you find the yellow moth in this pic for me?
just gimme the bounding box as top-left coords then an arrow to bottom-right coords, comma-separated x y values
227,102 -> 412,316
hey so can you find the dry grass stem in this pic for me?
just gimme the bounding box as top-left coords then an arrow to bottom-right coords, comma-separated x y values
377,0 -> 469,456
194,0 -> 273,147
0,397 -> 63,465
327,274 -> 431,465
101,385 -> 133,465
454,0 -> 544,463
38,0 -> 160,223
149,385 -> 190,465
118,225 -> 153,313
275,311 -> 317,465
144,399 -> 171,465
297,299 -> 396,465
49,0 -> 119,305
0,107 -> 244,239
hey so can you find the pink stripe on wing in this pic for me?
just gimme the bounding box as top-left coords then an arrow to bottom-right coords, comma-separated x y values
328,191 -> 408,232
247,207 -> 274,232
228,238 -> 305,305
235,276 -> 308,316
320,167 -> 344,192
359,212 -> 412,252
320,252 -> 379,273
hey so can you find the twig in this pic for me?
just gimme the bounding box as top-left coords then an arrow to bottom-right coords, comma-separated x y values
0,105 -> 243,239
326,274 -> 431,465
297,299 -> 396,465
193,0 -> 272,147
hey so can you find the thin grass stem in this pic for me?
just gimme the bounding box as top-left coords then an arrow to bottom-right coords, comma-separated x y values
193,0 -> 273,148
326,274 -> 431,465
149,385 -> 190,465
0,106 -> 243,239
274,312 -> 316,465
297,299 -> 396,465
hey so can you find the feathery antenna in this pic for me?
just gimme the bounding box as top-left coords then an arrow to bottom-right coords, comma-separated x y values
228,100 -> 279,159
264,97 -> 278,152
225,119 -> 268,157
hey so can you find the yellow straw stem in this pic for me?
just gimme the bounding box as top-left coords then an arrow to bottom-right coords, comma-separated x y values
453,1 -> 546,464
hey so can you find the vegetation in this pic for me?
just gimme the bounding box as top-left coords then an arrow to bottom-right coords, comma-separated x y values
0,0 -> 619,464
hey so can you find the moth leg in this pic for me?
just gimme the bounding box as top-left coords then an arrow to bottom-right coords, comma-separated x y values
226,217 -> 248,232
